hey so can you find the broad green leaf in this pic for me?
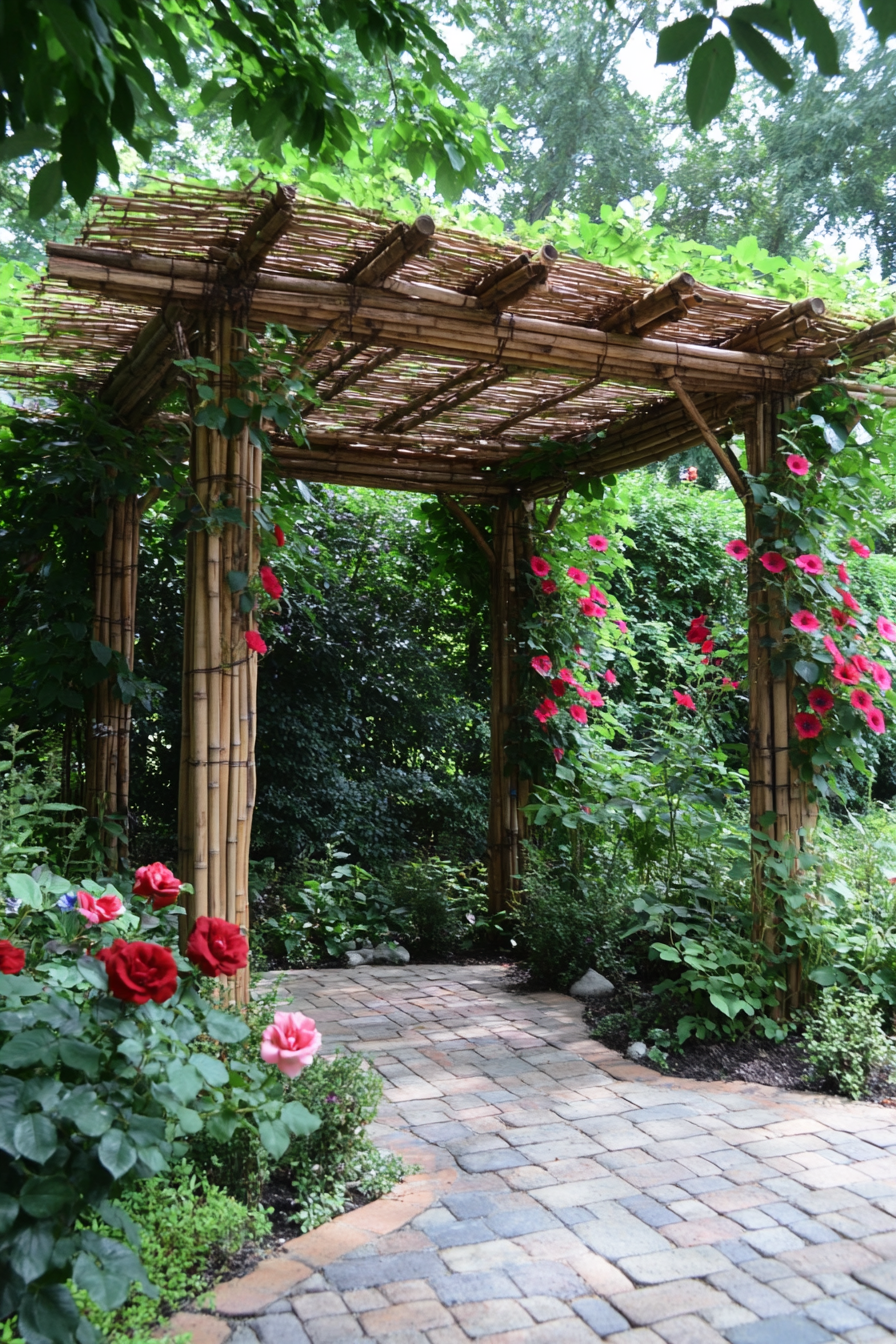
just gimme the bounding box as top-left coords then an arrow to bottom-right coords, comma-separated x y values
794,659 -> 819,684
205,1008 -> 250,1043
656,13 -> 712,63
98,1199 -> 142,1250
792,0 -> 840,72
227,570 -> 249,593
280,1100 -> 321,1136
14,1112 -> 58,1163
167,1063 -> 203,1104
174,1104 -> 203,1134
731,4 -> 793,39
76,956 -> 109,991
28,161 -> 64,219
6,871 -> 42,908
1,1029 -> 58,1068
0,1192 -> 19,1232
192,1054 -> 229,1088
257,1117 -> 291,1160
205,1110 -> 239,1143
0,972 -> 44,997
11,1220 -> 55,1283
90,640 -> 113,667
727,18 -> 794,91
58,1089 -> 114,1138
686,34 -> 737,131
20,1174 -> 75,1218
19,1283 -> 81,1344
58,1039 -> 102,1077
98,1128 -> 137,1179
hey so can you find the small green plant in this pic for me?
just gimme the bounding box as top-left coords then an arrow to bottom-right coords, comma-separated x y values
802,986 -> 896,1099
74,1162 -> 269,1344
517,846 -> 625,990
282,1050 -> 408,1233
386,856 -> 493,954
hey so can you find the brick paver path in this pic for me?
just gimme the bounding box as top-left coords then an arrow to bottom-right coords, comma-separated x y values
172,964 -> 896,1344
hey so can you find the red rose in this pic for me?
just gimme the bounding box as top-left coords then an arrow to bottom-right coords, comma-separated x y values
101,939 -> 178,1004
245,630 -> 267,655
274,525 -> 286,547
187,917 -> 249,978
0,941 -> 25,975
133,862 -> 182,910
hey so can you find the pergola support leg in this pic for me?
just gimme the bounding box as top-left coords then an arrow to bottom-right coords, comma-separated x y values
178,311 -> 259,999
85,492 -> 139,867
487,498 -> 531,913
745,398 -> 817,1014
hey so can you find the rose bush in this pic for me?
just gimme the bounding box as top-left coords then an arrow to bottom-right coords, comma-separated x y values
0,863 -> 319,1344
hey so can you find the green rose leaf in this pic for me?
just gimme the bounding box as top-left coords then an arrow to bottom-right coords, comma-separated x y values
173,1104 -> 203,1134
257,1117 -> 291,1160
0,1029 -> 59,1069
18,1282 -> 81,1344
0,972 -> 44,997
14,1113 -> 58,1164
205,1110 -> 239,1143
794,659 -> 820,684
204,1008 -> 250,1043
20,1174 -> 76,1218
5,871 -> 42,908
76,956 -> 109,991
280,1100 -> 321,1137
58,1089 -> 114,1138
11,1219 -> 55,1283
167,1062 -> 203,1104
192,1054 -> 229,1088
58,1039 -> 102,1077
98,1128 -> 137,1179
0,1192 -> 19,1232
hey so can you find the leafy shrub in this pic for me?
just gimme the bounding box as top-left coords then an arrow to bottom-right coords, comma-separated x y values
74,1162 -> 269,1344
802,987 -> 896,1099
384,856 -> 491,955
280,1051 -> 407,1233
0,867 -> 318,1344
517,847 -> 625,990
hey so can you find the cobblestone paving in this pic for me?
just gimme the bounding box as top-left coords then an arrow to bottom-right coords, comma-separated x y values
173,964 -> 896,1344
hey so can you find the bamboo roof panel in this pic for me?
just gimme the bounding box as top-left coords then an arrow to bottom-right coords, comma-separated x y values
3,179 -> 892,496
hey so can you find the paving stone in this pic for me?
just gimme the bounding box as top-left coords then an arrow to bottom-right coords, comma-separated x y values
619,1195 -> 684,1228
725,1209 -> 779,1231
706,1270 -> 798,1319
522,1294 -> 574,1322
457,1149 -> 529,1173
290,1294 -> 349,1322
572,1295 -> 631,1334
442,1192 -> 501,1219
768,1277 -> 824,1305
610,1279 -> 727,1326
789,1221 -> 841,1245
429,1270 -> 523,1305
724,1319 -> 833,1344
485,1206 -> 559,1236
165,1314 -> 236,1344
440,1238 -> 529,1273
804,1297 -> 872,1331
507,1260 -> 587,1299
575,1203 -> 673,1260
741,1227 -> 806,1255
301,1317 -> 364,1344
741,1259 -> 790,1284
715,1241 -> 760,1266
854,1261 -> 896,1301
620,1246 -> 732,1285
324,1252 -> 444,1292
450,1298 -> 533,1336
652,1317 -> 728,1344
253,1316 -> 313,1344
428,1217 -> 497,1248
357,1299 -> 454,1334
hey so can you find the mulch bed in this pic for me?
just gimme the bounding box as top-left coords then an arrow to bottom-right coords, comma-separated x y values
582,986 -> 896,1105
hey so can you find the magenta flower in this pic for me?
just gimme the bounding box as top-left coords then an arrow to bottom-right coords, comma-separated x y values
838,563 -> 850,585
791,611 -> 820,633
553,747 -> 564,762
833,661 -> 862,686
567,567 -> 589,586
808,688 -> 835,715
587,535 -> 608,551
245,630 -> 267,655
849,538 -> 871,558
616,620 -> 628,633
878,616 -> 896,642
569,704 -> 588,724
604,669 -> 617,685
852,689 -> 874,714
795,554 -> 825,576
724,539 -> 750,561
823,635 -> 844,663
794,712 -> 823,740
579,598 -> 602,617
589,584 -> 608,605
785,454 -> 810,476
872,662 -> 892,691
531,656 -> 552,676
760,552 -> 787,574
541,579 -> 558,595
673,690 -> 696,710
867,707 -> 886,734
531,556 -> 551,577
579,689 -> 604,707
558,668 -> 576,683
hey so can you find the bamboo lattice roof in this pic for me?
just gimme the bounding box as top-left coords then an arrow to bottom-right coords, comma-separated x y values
5,180 -> 894,499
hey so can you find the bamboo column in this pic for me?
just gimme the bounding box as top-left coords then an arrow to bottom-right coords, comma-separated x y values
744,397 -> 817,1012
85,490 -> 140,866
486,497 -> 533,912
179,311 -> 260,998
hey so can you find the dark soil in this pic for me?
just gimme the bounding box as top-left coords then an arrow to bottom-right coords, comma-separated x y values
583,984 -> 896,1105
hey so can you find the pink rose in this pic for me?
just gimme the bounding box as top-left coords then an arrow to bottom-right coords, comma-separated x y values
76,890 -> 123,924
133,862 -> 182,911
260,1011 -> 322,1078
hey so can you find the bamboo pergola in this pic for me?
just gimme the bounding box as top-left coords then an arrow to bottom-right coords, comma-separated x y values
7,180 -> 895,989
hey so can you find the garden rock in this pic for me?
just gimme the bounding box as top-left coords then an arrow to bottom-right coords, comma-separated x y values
627,1041 -> 648,1061
569,969 -> 614,998
345,943 -> 410,967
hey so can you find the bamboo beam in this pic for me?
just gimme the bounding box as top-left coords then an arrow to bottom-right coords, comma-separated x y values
668,375 -> 748,498
48,253 -> 824,396
392,367 -> 511,433
341,215 -> 435,286
486,375 -> 605,437
600,272 -> 701,337
472,244 -> 559,310
374,363 -> 485,432
439,494 -> 495,563
815,316 -> 896,366
314,345 -> 403,403
311,341 -> 368,384
724,297 -> 825,351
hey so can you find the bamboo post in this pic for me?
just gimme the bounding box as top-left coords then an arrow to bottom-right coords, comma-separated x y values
486,497 -> 531,913
744,397 -> 817,1012
178,310 -> 260,999
85,489 -> 140,868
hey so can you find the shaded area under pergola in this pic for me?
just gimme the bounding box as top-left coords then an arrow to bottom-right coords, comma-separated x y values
7,180 -> 895,999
